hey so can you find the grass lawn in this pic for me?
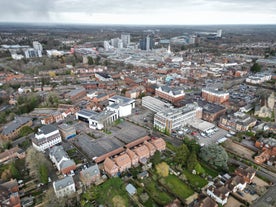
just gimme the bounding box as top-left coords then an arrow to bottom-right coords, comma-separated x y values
96,178 -> 130,207
143,178 -> 173,206
182,170 -> 208,188
160,175 -> 194,201
200,161 -> 219,177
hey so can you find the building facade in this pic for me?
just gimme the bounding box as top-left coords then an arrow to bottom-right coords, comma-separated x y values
154,103 -> 202,133
155,86 -> 185,103
32,125 -> 62,152
202,88 -> 229,104
53,176 -> 76,198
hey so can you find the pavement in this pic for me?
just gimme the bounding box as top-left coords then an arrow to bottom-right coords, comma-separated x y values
252,184 -> 276,207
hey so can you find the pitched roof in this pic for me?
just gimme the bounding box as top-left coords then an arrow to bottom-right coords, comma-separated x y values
113,153 -> 131,168
53,176 -> 74,190
80,164 -> 100,178
2,116 -> 32,135
104,157 -> 118,171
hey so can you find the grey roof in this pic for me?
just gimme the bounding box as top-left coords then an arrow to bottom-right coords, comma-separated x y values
1,117 -> 32,135
60,159 -> 76,170
66,87 -> 86,97
77,109 -> 116,122
58,123 -> 75,131
49,146 -> 69,163
80,164 -> 100,177
37,124 -> 58,135
197,100 -> 225,113
53,176 -> 74,190
109,95 -> 135,105
125,183 -> 136,195
160,86 -> 184,96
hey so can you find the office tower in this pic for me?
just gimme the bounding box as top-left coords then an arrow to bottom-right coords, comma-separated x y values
217,29 -> 222,38
33,41 -> 43,52
121,33 -> 130,48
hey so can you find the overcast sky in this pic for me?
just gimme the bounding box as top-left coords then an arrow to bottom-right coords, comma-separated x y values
0,0 -> 276,25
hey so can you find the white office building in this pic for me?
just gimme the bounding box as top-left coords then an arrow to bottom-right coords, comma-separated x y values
142,96 -> 172,113
107,95 -> 135,117
121,33 -> 131,48
32,125 -> 62,152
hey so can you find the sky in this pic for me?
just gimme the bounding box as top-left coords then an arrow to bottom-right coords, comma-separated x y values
0,0 -> 276,25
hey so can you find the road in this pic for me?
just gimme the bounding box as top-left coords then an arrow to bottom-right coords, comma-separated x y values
252,184 -> 276,207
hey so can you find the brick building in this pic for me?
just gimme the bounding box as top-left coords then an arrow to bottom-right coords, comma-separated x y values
202,88 -> 229,104
155,86 -> 185,103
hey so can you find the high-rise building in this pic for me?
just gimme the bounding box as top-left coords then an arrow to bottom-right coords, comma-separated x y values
216,29 -> 222,38
140,35 -> 154,50
121,33 -> 130,48
33,41 -> 43,51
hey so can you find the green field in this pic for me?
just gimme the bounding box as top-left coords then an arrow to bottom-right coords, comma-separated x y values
160,175 -> 194,201
96,178 -> 130,207
200,161 -> 219,177
143,178 -> 173,206
182,170 -> 208,188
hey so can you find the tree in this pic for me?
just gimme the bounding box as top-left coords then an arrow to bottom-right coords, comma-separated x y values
39,164 -> 48,184
199,145 -> 228,170
174,144 -> 190,167
10,162 -> 20,179
19,126 -> 33,137
187,151 -> 198,171
43,187 -> 66,207
156,162 -> 169,177
87,56 -> 94,65
1,168 -> 12,181
150,151 -> 161,166
250,63 -> 261,73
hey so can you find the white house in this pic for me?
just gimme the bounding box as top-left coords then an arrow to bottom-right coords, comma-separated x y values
53,176 -> 76,198
207,183 -> 230,206
32,125 -> 62,152
107,95 -> 135,117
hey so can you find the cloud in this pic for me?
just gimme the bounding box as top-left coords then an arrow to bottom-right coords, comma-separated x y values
0,0 -> 275,24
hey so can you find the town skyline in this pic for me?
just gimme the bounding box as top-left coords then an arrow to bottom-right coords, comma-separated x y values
0,0 -> 276,25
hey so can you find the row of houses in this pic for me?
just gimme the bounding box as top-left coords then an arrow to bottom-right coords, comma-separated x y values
104,138 -> 166,176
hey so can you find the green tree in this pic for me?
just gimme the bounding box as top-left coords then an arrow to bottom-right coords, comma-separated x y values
87,56 -> 94,65
19,126 -> 33,137
187,151 -> 197,171
199,145 -> 229,170
250,63 -> 261,73
150,151 -> 161,166
10,163 -> 20,179
175,144 -> 190,167
39,164 -> 48,184
156,162 -> 169,177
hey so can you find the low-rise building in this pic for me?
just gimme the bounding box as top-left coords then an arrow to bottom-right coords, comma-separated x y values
202,88 -> 229,104
0,147 -> 25,164
207,183 -> 230,206
226,175 -> 246,192
150,138 -> 166,151
32,125 -> 62,152
235,166 -> 256,184
126,148 -> 139,166
0,179 -> 21,207
219,112 -> 257,132
107,95 -> 135,117
194,196 -> 218,207
79,164 -> 101,186
197,100 -> 227,122
246,73 -> 272,84
76,109 -> 118,130
144,141 -> 156,156
113,153 -> 132,172
154,103 -> 202,133
49,146 -> 76,175
53,176 -> 76,198
58,124 -> 76,140
0,117 -> 32,141
133,145 -> 150,164
155,86 -> 185,103
142,96 -> 172,113
103,157 -> 119,177
65,87 -> 86,102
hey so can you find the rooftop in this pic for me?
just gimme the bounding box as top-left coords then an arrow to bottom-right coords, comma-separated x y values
53,176 -> 74,190
1,116 -> 32,135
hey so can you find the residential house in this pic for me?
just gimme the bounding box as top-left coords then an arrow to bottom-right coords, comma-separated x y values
0,117 -> 32,141
226,175 -> 246,193
194,196 -> 218,207
49,146 -> 76,175
53,176 -> 76,198
126,148 -> 139,166
133,145 -> 150,164
104,157 -> 119,177
144,141 -> 156,156
32,125 -> 62,152
207,183 -> 230,206
0,179 -> 21,207
150,138 -> 166,151
235,166 -> 256,184
79,164 -> 101,186
0,147 -> 25,164
113,153 -> 131,172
